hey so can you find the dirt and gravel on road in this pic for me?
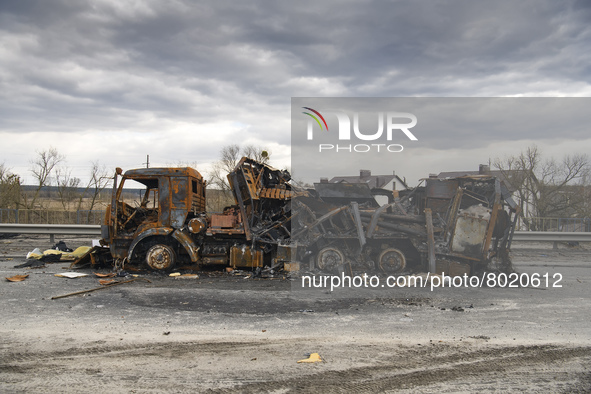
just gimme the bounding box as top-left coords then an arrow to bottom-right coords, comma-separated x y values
1,235 -> 590,393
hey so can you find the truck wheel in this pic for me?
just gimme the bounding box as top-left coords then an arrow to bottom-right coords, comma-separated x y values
316,247 -> 345,272
378,248 -> 406,273
146,244 -> 176,271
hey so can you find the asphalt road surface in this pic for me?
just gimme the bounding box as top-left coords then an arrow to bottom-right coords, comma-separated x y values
1,236 -> 590,393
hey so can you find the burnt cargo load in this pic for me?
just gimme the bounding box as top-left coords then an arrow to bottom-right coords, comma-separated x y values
294,175 -> 519,275
97,158 -> 518,275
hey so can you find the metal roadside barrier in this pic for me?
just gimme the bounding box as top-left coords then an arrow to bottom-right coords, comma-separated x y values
511,231 -> 591,242
0,224 -> 589,247
511,231 -> 591,249
0,223 -> 101,244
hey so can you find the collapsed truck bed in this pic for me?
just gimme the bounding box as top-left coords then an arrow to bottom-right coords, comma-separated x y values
292,174 -> 519,275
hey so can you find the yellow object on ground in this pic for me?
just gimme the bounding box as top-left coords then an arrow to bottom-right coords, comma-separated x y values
297,353 -> 322,363
27,246 -> 93,261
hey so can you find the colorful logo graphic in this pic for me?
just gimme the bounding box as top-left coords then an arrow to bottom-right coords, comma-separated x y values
302,107 -> 329,131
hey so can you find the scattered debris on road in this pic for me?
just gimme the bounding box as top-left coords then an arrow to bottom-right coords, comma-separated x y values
5,274 -> 28,282
51,277 -> 151,300
26,246 -> 92,262
54,272 -> 88,278
297,353 -> 323,363
94,272 -> 116,278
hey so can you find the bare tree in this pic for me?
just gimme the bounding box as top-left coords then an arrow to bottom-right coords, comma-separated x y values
84,161 -> 111,220
25,147 -> 65,209
55,167 -> 81,210
242,145 -> 270,164
209,144 -> 241,192
493,145 -> 590,230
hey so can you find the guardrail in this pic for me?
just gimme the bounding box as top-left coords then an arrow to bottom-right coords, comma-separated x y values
511,231 -> 591,249
511,231 -> 591,242
1,225 -> 590,247
0,223 -> 101,244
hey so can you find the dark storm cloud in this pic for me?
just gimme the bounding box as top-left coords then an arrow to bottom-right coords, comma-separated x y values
0,0 -> 589,182
5,3 -> 588,87
2,0 -> 589,122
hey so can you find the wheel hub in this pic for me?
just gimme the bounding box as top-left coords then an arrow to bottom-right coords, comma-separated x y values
146,244 -> 174,270
317,247 -> 345,271
379,248 -> 406,273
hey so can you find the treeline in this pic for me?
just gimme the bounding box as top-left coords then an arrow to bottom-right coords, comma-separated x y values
0,148 -> 111,216
493,145 -> 591,230
0,144 -> 272,216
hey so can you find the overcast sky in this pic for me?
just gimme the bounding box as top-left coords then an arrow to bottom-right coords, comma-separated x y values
292,97 -> 591,185
1,0 -> 590,186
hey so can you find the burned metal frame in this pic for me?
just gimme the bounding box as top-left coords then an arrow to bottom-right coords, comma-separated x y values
291,174 -> 518,275
96,158 -> 518,276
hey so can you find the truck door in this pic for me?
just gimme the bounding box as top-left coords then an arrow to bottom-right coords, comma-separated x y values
170,177 -> 189,228
159,177 -> 171,227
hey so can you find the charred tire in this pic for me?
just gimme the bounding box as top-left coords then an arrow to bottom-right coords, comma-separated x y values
316,247 -> 345,272
378,248 -> 406,273
145,244 -> 176,271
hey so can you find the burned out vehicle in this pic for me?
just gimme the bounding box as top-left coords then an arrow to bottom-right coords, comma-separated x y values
101,159 -> 300,271
294,174 -> 519,275
99,157 -> 518,276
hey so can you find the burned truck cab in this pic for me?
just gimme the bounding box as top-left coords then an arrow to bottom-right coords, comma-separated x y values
102,167 -> 207,271
100,158 -> 298,272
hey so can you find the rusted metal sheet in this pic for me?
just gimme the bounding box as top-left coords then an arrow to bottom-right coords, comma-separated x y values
210,214 -> 237,228
170,177 -> 188,228
259,188 -> 296,199
202,256 -> 227,264
171,230 -> 200,262
424,208 -> 436,273
426,178 -> 458,199
230,245 -> 262,268
159,177 -> 171,227
275,244 -> 296,265
283,262 -> 300,271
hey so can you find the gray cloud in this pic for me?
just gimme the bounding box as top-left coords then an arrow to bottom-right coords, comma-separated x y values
290,97 -> 591,185
0,0 -> 590,183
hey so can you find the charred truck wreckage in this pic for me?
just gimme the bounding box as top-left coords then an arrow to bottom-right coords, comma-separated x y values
93,158 -> 519,276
